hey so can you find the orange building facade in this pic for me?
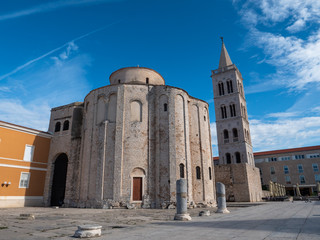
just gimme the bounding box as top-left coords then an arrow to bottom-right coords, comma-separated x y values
0,121 -> 51,207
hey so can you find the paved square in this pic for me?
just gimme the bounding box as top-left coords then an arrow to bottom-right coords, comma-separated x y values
0,201 -> 319,239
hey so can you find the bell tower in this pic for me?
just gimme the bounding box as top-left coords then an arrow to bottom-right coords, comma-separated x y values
211,38 -> 255,166
211,38 -> 262,202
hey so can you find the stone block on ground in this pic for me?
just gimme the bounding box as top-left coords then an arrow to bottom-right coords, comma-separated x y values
74,225 -> 102,238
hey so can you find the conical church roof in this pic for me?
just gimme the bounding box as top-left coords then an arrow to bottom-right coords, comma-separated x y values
218,40 -> 233,69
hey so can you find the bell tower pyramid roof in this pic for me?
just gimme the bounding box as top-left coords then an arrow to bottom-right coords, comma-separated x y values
218,38 -> 233,69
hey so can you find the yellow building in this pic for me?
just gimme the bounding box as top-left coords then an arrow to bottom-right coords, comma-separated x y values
0,121 -> 51,207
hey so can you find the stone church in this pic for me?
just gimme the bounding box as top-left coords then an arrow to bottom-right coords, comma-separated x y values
43,67 -> 216,208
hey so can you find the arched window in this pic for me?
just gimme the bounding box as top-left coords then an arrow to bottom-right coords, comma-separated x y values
130,100 -> 142,122
235,152 -> 241,163
230,104 -> 236,117
227,80 -> 233,93
146,78 -> 149,84
221,105 -> 227,119
209,167 -> 212,180
226,153 -> 231,164
233,128 -> 238,142
223,129 -> 229,143
63,120 -> 69,131
55,122 -> 61,132
164,103 -> 168,112
196,166 -> 201,179
218,82 -> 225,96
179,163 -> 185,178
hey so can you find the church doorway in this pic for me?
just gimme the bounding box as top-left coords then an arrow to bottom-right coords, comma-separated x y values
51,153 -> 68,206
132,177 -> 143,201
131,168 -> 145,201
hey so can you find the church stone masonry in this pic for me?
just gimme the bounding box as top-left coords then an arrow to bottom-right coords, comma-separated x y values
43,67 -> 216,208
212,41 -> 262,202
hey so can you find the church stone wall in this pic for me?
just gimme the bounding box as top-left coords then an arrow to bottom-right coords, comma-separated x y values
214,163 -> 262,202
44,67 -> 216,209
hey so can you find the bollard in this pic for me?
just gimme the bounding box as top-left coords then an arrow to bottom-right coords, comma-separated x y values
216,182 -> 230,213
174,179 -> 192,221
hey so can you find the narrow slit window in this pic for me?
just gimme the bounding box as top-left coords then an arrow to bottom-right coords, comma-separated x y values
164,103 -> 168,112
196,166 -> 201,179
179,163 -> 185,178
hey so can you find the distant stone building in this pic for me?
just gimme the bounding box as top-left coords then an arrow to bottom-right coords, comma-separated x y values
211,41 -> 262,202
43,67 -> 216,208
0,121 -> 51,207
255,145 -> 320,196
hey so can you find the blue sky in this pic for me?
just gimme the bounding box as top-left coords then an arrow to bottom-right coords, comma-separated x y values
0,0 -> 320,154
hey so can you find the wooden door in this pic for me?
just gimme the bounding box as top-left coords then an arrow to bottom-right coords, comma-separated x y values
132,177 -> 142,201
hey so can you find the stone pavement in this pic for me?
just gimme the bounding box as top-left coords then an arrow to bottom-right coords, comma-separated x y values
0,201 -> 319,239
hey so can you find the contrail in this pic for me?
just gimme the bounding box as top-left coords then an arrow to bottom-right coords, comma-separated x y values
0,0 -> 123,22
0,21 -> 121,81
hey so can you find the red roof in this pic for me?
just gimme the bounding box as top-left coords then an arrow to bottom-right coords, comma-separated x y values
253,145 -> 320,156
213,145 -> 320,159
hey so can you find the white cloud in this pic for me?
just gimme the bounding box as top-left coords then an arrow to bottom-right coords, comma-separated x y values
0,0 -> 123,22
0,99 -> 51,131
0,86 -> 10,92
286,19 -> 306,33
210,122 -> 218,156
250,116 -> 320,151
266,112 -> 300,118
0,44 -> 92,131
235,0 -> 320,91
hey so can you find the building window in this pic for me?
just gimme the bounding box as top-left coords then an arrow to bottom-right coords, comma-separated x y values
315,174 -> 320,183
63,120 -> 69,131
285,175 -> 291,184
221,105 -> 227,119
297,164 -> 303,173
218,82 -> 225,96
223,129 -> 229,143
226,153 -> 231,164
268,157 -> 277,162
196,166 -> 201,179
164,103 -> 168,112
232,128 -> 238,142
299,175 -> 306,184
229,104 -> 236,117
307,153 -> 320,158
179,163 -> 185,178
55,122 -> 61,132
280,156 -> 290,161
146,78 -> 149,84
227,80 -> 233,93
283,165 -> 289,174
204,115 -> 206,121
209,167 -> 212,180
19,172 -> 30,188
23,145 -> 34,162
270,166 -> 275,175
294,155 -> 305,160
118,79 -> 121,83
235,152 -> 241,163
312,163 -> 319,172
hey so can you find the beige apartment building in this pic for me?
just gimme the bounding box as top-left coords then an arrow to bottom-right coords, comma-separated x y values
254,146 -> 320,196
